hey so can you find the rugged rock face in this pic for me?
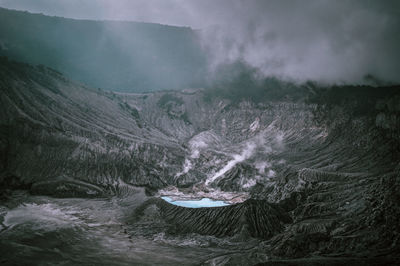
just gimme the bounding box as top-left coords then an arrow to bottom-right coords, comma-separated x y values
0,57 -> 184,194
1,58 -> 400,263
134,198 -> 291,239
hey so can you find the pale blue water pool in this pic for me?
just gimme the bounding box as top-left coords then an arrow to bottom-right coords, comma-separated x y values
161,196 -> 230,208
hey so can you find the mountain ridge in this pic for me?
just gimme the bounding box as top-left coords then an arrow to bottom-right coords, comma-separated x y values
0,7 -> 207,92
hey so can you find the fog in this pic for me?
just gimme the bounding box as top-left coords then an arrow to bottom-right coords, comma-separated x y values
1,0 -> 399,84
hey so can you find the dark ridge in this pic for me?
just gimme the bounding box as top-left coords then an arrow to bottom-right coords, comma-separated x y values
30,178 -> 105,198
203,62 -> 308,105
307,84 -> 400,117
255,257 -> 400,266
134,198 -> 292,239
0,7 -> 207,92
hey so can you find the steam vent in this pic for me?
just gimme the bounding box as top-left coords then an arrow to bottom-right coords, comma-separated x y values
1,2 -> 400,266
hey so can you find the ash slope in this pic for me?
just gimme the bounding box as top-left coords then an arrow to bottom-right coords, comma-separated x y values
1,58 -> 400,262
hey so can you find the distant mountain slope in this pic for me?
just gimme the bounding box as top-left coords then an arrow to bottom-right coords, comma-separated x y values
0,7 -> 207,92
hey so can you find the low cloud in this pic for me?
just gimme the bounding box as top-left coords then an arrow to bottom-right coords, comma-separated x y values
1,0 -> 399,84
195,0 -> 400,84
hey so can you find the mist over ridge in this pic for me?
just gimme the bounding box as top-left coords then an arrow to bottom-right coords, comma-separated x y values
1,0 -> 400,87
0,7 -> 207,92
1,2 -> 400,264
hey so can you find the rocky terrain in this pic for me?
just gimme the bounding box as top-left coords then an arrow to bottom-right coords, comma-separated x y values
1,57 -> 400,265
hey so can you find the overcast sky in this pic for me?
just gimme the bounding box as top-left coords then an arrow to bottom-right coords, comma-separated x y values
1,0 -> 399,84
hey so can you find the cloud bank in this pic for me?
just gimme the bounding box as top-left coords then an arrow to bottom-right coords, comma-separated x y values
1,0 -> 399,84
191,0 -> 400,84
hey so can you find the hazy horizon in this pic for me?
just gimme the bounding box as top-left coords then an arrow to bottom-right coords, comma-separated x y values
1,0 -> 400,85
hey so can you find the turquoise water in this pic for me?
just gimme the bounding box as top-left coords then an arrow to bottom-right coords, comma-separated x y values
161,196 -> 230,208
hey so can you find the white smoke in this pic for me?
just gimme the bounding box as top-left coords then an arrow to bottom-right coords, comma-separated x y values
255,161 -> 271,175
176,130 -> 222,178
4,0 -> 400,83
205,141 -> 256,185
204,125 -> 285,186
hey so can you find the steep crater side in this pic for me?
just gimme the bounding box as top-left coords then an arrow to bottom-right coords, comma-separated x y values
132,198 -> 291,239
1,58 -> 400,261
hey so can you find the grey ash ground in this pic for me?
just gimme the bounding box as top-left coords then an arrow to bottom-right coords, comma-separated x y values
1,58 -> 400,265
